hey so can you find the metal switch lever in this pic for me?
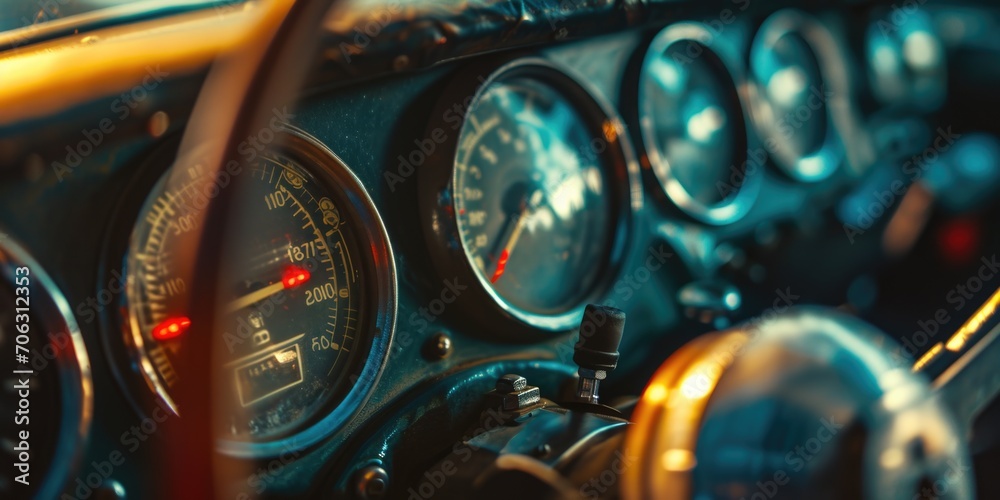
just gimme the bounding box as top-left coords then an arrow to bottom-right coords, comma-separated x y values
573,304 -> 626,404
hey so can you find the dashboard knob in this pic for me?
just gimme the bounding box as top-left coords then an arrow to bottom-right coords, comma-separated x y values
574,304 -> 626,404
622,307 -> 973,500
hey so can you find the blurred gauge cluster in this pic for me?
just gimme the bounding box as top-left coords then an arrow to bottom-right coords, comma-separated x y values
1,0 -> 1000,499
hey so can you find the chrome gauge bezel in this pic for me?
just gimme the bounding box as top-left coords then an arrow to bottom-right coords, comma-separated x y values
420,57 -> 642,335
865,7 -> 946,113
635,22 -> 762,225
0,234 -> 92,499
748,9 -> 851,182
111,125 -> 396,458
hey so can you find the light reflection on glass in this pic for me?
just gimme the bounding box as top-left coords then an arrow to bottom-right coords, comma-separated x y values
642,41 -> 742,207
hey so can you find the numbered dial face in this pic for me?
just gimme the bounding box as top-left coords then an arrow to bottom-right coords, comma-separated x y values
125,151 -> 366,440
453,76 -> 616,316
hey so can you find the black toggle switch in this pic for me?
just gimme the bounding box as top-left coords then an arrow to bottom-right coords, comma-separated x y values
573,304 -> 625,404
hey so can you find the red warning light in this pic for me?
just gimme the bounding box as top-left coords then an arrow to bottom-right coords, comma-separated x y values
282,266 -> 311,289
939,218 -> 980,265
153,316 -> 191,341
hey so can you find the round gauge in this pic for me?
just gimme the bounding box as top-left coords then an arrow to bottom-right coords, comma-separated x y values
750,9 -> 846,182
866,8 -> 945,113
637,23 -> 759,225
422,59 -> 639,333
0,236 -> 91,500
121,127 -> 394,455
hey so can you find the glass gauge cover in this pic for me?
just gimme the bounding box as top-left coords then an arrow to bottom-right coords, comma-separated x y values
750,10 -> 847,182
121,128 -> 394,454
638,23 -> 758,225
423,59 -> 639,333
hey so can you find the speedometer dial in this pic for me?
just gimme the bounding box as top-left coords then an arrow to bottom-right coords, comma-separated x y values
422,59 -> 639,333
121,127 -> 394,453
636,23 -> 760,225
455,76 -> 613,315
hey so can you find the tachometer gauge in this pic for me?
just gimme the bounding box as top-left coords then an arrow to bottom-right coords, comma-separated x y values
118,127 -> 394,456
635,23 -> 760,225
749,9 -> 849,182
422,59 -> 640,333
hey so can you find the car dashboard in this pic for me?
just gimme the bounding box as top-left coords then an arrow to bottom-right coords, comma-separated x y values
1,0 -> 1000,499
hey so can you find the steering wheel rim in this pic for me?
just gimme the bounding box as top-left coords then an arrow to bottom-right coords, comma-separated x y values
161,0 -> 340,496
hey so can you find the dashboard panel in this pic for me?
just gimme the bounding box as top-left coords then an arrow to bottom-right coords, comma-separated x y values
1,0 -> 1000,498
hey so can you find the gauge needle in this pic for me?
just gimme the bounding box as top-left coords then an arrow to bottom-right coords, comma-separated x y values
490,189 -> 544,283
490,215 -> 528,283
225,266 -> 311,313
